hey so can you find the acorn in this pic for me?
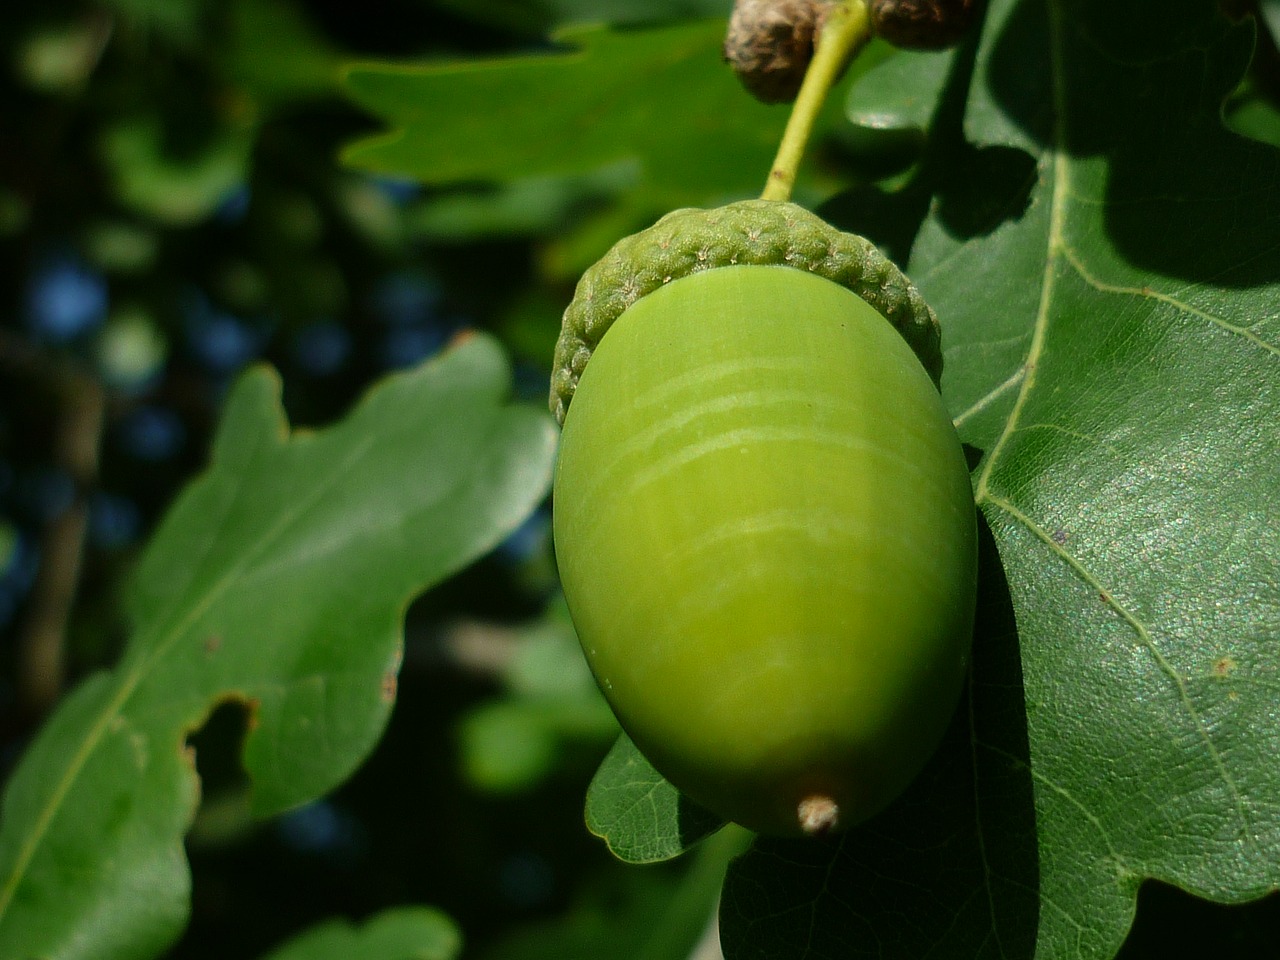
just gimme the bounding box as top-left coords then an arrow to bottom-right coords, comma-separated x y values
868,0 -> 978,50
550,200 -> 976,837
723,0 -> 835,104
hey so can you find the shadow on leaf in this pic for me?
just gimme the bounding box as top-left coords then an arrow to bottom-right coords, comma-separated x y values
819,11 -> 1038,267
1116,880 -> 1280,960
986,0 -> 1280,287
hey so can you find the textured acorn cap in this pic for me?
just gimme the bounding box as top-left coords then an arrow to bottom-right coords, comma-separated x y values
868,0 -> 977,50
550,199 -> 941,425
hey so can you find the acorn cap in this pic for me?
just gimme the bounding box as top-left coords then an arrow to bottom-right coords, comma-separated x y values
723,0 -> 832,104
550,199 -> 941,425
868,0 -> 977,50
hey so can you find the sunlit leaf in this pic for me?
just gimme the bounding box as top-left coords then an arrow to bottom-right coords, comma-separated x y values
0,335 -> 557,959
340,21 -> 835,209
573,2 -> 1280,958
720,0 -> 1280,956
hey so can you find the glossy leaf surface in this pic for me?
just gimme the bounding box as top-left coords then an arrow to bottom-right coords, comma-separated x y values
584,0 -> 1280,958
338,19 -> 885,221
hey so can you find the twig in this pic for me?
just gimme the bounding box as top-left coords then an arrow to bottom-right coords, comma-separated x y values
0,330 -> 107,718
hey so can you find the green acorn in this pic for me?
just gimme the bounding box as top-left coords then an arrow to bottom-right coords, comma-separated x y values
551,200 -> 976,837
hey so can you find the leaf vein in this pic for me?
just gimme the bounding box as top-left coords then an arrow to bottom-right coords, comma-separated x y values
1061,245 -> 1280,358
0,413 -> 382,920
952,365 -> 1028,430
981,493 -> 1257,853
973,135 -> 1067,499
978,738 -> 1121,869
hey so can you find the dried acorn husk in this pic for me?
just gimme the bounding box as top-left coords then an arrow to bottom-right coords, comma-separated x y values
867,0 -> 978,49
723,0 -> 836,104
550,200 -> 976,837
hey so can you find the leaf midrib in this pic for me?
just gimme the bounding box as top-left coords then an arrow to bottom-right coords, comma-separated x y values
966,0 -> 1259,924
0,411 -> 380,924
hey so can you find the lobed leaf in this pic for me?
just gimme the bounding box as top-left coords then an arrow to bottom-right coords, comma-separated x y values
0,334 -> 557,959
579,1 -> 1280,958
722,0 -> 1280,957
338,18 -> 879,216
340,20 -> 787,209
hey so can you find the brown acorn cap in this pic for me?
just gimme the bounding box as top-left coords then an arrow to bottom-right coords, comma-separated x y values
868,0 -> 977,50
550,199 -> 941,425
723,0 -> 835,104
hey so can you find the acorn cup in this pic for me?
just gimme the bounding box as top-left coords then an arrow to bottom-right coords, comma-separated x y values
551,200 -> 977,838
868,0 -> 978,50
723,0 -> 835,104
723,0 -> 978,106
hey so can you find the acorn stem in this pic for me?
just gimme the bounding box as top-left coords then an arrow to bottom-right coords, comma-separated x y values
761,0 -> 873,202
797,794 -> 841,835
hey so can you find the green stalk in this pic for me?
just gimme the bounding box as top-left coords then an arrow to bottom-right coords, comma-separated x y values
761,0 -> 873,202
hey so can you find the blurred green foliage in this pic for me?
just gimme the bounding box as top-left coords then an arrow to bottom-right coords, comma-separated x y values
3,1 -> 1280,959
0,0 -> 739,956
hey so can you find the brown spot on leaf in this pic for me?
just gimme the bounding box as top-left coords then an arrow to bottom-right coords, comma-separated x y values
1212,656 -> 1237,677
204,635 -> 222,655
380,672 -> 398,703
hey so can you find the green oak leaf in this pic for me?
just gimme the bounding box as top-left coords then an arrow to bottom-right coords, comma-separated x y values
585,734 -> 724,864
578,0 -> 1280,958
831,46 -> 953,181
1224,80 -> 1280,150
340,20 -> 818,210
259,906 -> 461,960
845,47 -> 953,134
718,0 -> 1280,958
408,163 -> 639,243
0,334 -> 557,959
